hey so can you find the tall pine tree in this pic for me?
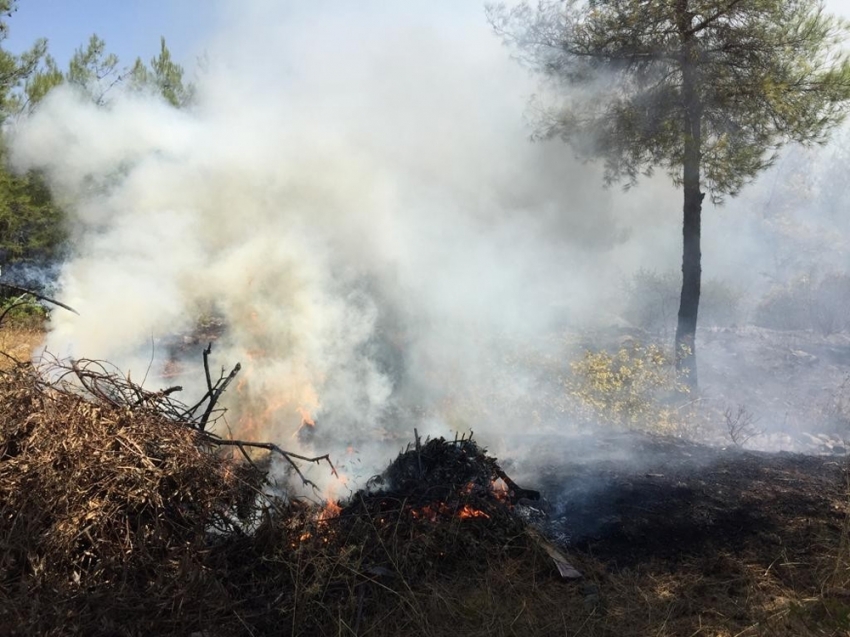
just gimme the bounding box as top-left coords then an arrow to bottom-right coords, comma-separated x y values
491,0 -> 850,386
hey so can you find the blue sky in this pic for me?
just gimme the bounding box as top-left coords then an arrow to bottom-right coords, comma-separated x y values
4,0 -> 221,71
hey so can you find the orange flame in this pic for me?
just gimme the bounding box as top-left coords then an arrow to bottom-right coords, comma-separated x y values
457,504 -> 490,519
318,500 -> 342,522
296,406 -> 315,427
408,501 -> 490,522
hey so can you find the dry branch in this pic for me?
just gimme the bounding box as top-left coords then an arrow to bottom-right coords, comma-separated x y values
206,435 -> 338,489
33,345 -> 334,494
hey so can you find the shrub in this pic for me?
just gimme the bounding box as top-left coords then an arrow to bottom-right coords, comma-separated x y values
564,342 -> 690,434
754,272 -> 850,335
753,276 -> 811,331
810,273 -> 850,335
0,293 -> 49,329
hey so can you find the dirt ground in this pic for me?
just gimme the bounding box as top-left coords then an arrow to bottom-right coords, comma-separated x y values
698,326 -> 850,443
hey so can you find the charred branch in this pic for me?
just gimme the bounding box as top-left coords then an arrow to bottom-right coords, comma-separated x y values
204,435 -> 338,490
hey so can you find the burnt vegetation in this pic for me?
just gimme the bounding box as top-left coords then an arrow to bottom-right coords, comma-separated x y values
3,348 -> 850,636
0,352 -> 558,636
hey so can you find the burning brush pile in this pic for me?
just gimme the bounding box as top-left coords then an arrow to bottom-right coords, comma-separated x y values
0,348 -> 572,636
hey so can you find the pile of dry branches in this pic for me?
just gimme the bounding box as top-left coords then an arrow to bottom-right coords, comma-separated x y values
0,358 -> 264,634
0,307 -> 565,636
203,435 -> 553,636
0,343 -> 343,635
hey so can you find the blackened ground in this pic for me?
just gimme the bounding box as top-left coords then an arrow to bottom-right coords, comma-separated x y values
503,432 -> 850,635
526,433 -> 845,560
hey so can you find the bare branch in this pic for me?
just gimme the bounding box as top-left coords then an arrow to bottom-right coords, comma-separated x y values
0,282 -> 79,315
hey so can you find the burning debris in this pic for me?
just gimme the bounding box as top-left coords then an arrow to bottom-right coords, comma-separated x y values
0,341 -> 577,636
349,432 -> 540,521
338,434 -> 534,557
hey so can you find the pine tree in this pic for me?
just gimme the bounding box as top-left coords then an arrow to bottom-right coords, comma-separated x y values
490,0 -> 850,386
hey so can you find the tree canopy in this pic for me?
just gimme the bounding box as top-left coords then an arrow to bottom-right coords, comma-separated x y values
0,2 -> 195,284
490,0 -> 850,385
491,0 -> 850,201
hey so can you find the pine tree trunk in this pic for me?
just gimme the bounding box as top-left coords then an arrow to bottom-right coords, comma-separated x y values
675,3 -> 703,389
675,148 -> 702,388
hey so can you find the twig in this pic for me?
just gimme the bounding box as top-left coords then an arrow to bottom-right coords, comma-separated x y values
0,299 -> 33,327
414,428 -> 422,479
725,404 -> 761,448
205,436 -> 338,489
141,335 -> 155,388
0,283 -> 79,315
132,385 -> 183,407
199,362 -> 241,431
354,583 -> 366,635
203,342 -> 213,393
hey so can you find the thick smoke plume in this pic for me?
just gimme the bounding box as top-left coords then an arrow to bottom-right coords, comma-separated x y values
9,1 -> 659,490
15,1 -> 847,488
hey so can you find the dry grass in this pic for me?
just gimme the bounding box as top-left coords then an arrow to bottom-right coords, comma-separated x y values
0,362 -> 264,636
0,324 -> 44,369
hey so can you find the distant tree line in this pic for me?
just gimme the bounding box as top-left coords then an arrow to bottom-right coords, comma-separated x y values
0,0 -> 194,289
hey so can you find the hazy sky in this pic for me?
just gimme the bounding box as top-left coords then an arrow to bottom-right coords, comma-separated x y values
8,0 -> 850,72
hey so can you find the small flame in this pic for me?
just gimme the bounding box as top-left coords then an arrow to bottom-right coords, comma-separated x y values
491,478 -> 510,502
408,501 -> 490,522
409,504 -> 443,522
294,405 -> 316,439
318,500 -> 342,522
457,504 -> 490,519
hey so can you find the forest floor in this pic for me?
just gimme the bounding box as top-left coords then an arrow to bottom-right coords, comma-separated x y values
2,324 -> 850,636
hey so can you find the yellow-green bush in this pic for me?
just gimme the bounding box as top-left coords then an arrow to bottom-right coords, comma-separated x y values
565,342 -> 689,434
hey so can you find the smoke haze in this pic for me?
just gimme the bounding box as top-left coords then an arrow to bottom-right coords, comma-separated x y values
10,1 -> 850,490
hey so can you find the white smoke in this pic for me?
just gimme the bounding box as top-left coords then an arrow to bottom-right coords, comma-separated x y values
10,1 -> 691,490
